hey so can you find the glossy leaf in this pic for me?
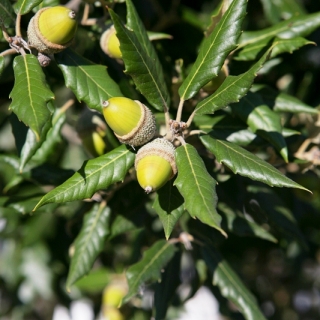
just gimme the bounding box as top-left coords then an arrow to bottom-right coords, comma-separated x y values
67,203 -> 111,290
110,9 -> 170,111
238,11 -> 320,50
9,55 -> 54,141
200,135 -> 309,192
19,118 -> 52,171
14,0 -> 42,14
195,50 -> 270,115
125,0 -> 170,110
153,180 -> 185,240
236,36 -> 314,61
202,246 -> 267,320
124,240 -> 177,303
179,0 -> 247,100
0,0 -> 15,28
33,145 -> 135,210
232,91 -> 288,162
218,202 -> 277,242
56,49 -> 123,113
174,144 -> 226,236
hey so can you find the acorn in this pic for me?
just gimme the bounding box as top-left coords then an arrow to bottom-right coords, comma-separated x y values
100,25 -> 122,59
27,6 -> 77,54
102,97 -> 156,147
135,138 -> 177,193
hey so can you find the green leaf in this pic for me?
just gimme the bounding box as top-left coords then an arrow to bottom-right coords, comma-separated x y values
231,91 -> 288,162
202,246 -> 267,320
174,143 -> 226,236
19,117 -> 52,171
67,203 -> 111,290
124,240 -> 177,303
178,0 -> 247,100
14,0 -> 42,14
260,0 -> 306,24
56,49 -> 123,113
195,49 -> 270,115
153,180 -> 185,240
9,55 -> 54,140
0,57 -> 5,77
126,0 -> 170,109
200,135 -> 309,192
110,8 -> 170,111
236,36 -> 314,61
0,0 -> 15,28
218,202 -> 277,243
238,11 -> 320,49
74,267 -> 110,293
33,145 -> 135,210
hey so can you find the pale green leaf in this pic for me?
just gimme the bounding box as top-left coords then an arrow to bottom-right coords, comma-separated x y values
179,0 -> 247,100
200,135 -> 309,192
174,143 -> 226,236
110,8 -> 170,111
153,180 -> 185,240
56,49 -> 123,113
9,55 -> 54,140
14,0 -> 42,14
203,246 -> 267,320
67,203 -> 111,289
33,145 -> 135,210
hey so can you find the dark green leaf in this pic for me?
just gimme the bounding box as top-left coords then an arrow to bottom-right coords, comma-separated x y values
195,50 -> 270,115
202,246 -> 267,320
218,202 -> 277,242
0,0 -> 15,28
110,8 -> 170,111
231,91 -> 288,162
74,267 -> 110,293
109,214 -> 138,240
200,135 -> 309,192
260,0 -> 306,24
9,55 -> 54,140
0,57 -> 4,77
174,144 -> 226,236
125,0 -> 170,110
14,0 -> 42,14
153,180 -> 185,240
179,0 -> 247,100
67,203 -> 111,290
124,240 -> 177,303
33,145 -> 135,210
56,49 -> 123,113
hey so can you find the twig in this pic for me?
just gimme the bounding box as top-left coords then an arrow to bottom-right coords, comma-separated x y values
176,98 -> 184,122
187,130 -> 207,137
0,48 -> 17,57
176,135 -> 186,145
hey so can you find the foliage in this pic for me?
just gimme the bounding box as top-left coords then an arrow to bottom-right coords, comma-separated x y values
1,0 -> 320,319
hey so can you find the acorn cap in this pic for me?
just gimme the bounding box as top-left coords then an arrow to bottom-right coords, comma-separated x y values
100,25 -> 122,59
135,138 -> 177,193
27,6 -> 77,54
102,97 -> 156,147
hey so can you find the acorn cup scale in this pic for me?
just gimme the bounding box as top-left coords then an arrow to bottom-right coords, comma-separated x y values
135,138 -> 177,193
27,6 -> 77,54
102,97 -> 156,147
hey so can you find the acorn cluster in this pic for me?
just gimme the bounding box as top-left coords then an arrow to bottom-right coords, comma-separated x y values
102,97 -> 177,193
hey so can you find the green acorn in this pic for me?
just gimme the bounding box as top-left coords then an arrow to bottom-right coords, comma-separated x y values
27,6 -> 77,54
102,97 -> 156,147
135,138 -> 177,193
100,25 -> 122,59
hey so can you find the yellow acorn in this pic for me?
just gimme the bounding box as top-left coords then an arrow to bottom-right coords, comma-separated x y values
100,25 -> 122,59
102,97 -> 156,147
27,6 -> 77,54
77,109 -> 108,157
135,138 -> 177,193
